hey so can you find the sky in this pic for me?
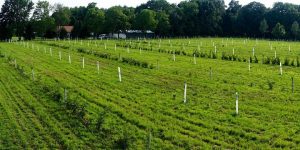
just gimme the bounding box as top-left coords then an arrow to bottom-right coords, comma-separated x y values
0,0 -> 300,9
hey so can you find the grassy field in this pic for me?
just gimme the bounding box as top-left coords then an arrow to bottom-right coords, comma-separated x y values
0,37 -> 299,149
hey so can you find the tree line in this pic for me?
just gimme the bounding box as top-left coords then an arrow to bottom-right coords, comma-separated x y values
1,0 -> 300,40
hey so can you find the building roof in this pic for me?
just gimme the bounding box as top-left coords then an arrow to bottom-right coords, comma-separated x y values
57,26 -> 74,33
126,30 -> 154,34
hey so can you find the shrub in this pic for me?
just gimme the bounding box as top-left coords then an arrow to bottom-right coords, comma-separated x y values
254,55 -> 259,63
232,55 -> 237,61
284,57 -> 289,66
271,57 -> 280,65
141,62 -> 149,68
212,52 -> 217,59
267,80 -> 275,90
249,56 -> 253,63
291,59 -> 295,66
264,57 -> 271,64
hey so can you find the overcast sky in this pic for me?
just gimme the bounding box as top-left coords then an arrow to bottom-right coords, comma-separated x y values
0,0 -> 300,9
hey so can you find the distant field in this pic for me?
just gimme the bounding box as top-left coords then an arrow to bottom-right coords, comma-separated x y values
0,38 -> 299,149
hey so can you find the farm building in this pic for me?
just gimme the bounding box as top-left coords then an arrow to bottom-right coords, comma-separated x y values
108,30 -> 155,39
57,26 -> 74,38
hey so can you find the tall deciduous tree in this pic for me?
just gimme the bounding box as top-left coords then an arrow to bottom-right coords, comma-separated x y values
105,7 -> 130,38
52,4 -> 71,38
196,0 -> 225,35
0,0 -> 34,40
134,9 -> 157,33
52,4 -> 70,27
272,23 -> 286,39
291,21 -> 299,39
222,0 -> 241,36
155,11 -> 170,36
259,19 -> 269,37
32,1 -> 55,38
237,2 -> 267,37
84,3 -> 105,38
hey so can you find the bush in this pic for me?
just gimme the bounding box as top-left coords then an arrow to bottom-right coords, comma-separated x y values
221,52 -> 228,60
284,57 -> 289,66
212,52 -> 217,59
271,57 -> 280,65
249,56 -> 253,63
254,55 -> 259,63
267,80 -> 275,90
0,51 -> 4,58
291,59 -> 295,66
263,57 -> 271,64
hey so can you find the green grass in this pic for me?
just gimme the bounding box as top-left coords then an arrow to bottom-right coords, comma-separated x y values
0,37 -> 300,149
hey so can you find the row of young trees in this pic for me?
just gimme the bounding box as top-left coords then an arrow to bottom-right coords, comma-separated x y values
1,0 -> 300,40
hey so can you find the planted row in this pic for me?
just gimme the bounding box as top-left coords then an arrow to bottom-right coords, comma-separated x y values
77,48 -> 153,69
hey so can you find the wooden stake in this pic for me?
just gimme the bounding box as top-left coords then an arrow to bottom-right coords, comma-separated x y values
118,67 -> 122,82
280,62 -> 283,75
64,88 -> 68,102
173,52 -> 176,61
248,60 -> 251,71
292,77 -> 294,93
183,82 -> 187,103
236,92 -> 239,115
32,69 -> 35,81
82,57 -> 85,69
214,46 -> 217,54
14,59 -> 17,68
147,132 -> 151,150
59,51 -> 62,60
193,54 -> 196,64
97,61 -> 100,74
69,54 -> 71,64
210,67 -> 212,79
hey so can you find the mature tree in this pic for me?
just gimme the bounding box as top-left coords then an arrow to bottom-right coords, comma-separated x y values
169,5 -> 185,36
155,11 -> 170,36
266,2 -> 300,34
196,0 -> 226,35
23,21 -> 35,40
32,1 -> 55,38
122,7 -> 135,30
259,19 -> 269,37
52,4 -> 71,38
134,9 -> 157,33
52,4 -> 70,26
222,0 -> 241,36
32,0 -> 50,20
272,23 -> 286,39
135,0 -> 172,14
70,6 -> 88,38
291,21 -> 299,39
104,7 -> 130,38
0,0 -> 34,40
84,4 -> 105,38
178,1 -> 199,36
0,22 -> 13,40
237,2 -> 267,37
